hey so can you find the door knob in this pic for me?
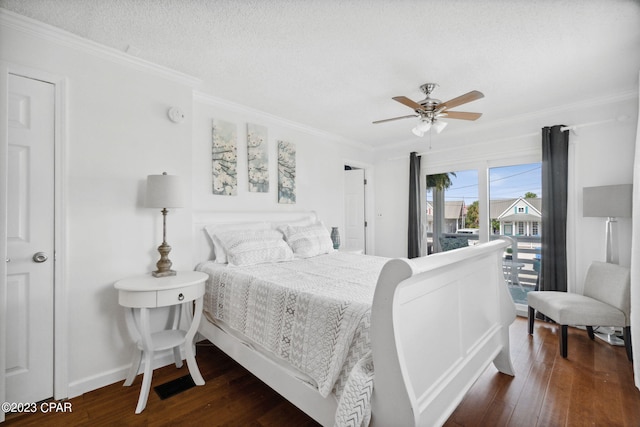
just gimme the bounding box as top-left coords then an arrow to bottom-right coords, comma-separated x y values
33,252 -> 48,263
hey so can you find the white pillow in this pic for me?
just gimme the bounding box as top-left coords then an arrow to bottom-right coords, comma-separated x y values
205,222 -> 269,263
214,228 -> 293,266
270,216 -> 315,230
279,222 -> 334,258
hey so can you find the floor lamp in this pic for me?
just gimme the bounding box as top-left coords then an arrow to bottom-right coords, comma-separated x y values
583,183 -> 632,345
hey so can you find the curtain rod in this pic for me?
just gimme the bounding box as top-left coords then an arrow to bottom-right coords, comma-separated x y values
561,115 -> 630,134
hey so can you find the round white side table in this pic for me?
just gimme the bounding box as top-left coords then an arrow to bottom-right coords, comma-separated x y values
114,270 -> 207,413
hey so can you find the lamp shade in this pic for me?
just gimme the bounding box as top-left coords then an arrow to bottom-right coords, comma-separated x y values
146,173 -> 184,208
583,184 -> 632,218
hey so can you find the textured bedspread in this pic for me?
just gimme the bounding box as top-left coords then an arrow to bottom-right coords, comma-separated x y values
197,252 -> 386,423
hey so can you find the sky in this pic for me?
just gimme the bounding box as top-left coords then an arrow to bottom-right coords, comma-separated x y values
428,162 -> 542,203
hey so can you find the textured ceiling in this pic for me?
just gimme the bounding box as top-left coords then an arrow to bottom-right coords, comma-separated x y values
2,0 -> 639,149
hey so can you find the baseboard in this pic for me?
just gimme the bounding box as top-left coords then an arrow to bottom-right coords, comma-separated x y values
67,349 -> 184,399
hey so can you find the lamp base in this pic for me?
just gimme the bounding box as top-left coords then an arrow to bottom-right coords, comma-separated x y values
152,241 -> 175,278
594,327 -> 625,346
152,269 -> 176,278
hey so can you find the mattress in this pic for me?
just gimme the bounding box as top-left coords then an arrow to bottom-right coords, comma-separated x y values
196,252 -> 387,400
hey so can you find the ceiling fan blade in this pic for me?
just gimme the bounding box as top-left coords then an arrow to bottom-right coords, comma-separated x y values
438,90 -> 484,111
373,114 -> 418,124
392,96 -> 424,111
441,111 -> 482,121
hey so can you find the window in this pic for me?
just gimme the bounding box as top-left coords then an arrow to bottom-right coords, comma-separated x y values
489,162 -> 542,306
425,169 -> 478,254
421,161 -> 541,307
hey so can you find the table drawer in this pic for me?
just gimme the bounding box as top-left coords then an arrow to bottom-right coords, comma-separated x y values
118,290 -> 156,308
156,282 -> 204,307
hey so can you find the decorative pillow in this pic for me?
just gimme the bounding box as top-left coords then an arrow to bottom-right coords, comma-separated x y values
204,222 -> 269,263
270,216 -> 315,230
279,222 -> 334,258
214,228 -> 293,266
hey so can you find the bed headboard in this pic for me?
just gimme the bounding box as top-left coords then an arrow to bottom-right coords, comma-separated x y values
192,210 -> 318,265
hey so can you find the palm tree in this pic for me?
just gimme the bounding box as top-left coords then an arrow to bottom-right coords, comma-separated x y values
427,172 -> 455,253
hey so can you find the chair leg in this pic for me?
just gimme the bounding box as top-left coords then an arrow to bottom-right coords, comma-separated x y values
528,306 -> 535,335
560,325 -> 568,358
623,326 -> 633,362
586,326 -> 595,340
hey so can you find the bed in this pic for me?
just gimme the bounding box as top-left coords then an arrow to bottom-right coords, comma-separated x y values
193,211 -> 516,427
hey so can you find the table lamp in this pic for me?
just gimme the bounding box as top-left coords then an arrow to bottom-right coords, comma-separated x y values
146,172 -> 183,277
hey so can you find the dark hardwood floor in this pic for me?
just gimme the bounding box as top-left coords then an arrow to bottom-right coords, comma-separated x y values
5,317 -> 639,426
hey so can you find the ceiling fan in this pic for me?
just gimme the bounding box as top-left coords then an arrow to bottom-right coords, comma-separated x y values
373,83 -> 484,136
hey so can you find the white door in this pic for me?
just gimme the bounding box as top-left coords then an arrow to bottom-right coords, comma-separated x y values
6,74 -> 55,403
344,168 -> 366,252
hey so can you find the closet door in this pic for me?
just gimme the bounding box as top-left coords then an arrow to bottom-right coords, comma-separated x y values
6,73 -> 55,404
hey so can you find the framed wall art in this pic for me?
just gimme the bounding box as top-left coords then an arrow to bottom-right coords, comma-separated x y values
277,140 -> 296,204
212,119 -> 238,195
247,123 -> 269,193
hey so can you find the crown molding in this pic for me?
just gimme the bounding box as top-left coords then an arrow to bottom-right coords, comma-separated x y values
193,90 -> 372,152
0,8 -> 202,88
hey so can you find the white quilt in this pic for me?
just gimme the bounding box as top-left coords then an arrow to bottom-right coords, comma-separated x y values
197,252 -> 387,425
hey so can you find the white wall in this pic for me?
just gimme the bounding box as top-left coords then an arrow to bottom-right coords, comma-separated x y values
374,157 -> 409,258
571,106 -> 637,291
372,94 -> 639,294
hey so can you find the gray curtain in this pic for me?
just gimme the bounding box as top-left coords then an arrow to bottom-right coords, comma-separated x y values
540,125 -> 569,292
408,152 -> 422,258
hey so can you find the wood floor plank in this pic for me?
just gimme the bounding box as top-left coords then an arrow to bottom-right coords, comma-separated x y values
535,358 -> 571,427
5,318 -> 639,427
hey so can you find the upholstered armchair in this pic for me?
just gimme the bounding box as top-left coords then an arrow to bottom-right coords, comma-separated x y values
527,261 -> 632,361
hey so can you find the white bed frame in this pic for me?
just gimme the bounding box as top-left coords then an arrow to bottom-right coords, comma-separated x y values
193,211 -> 516,427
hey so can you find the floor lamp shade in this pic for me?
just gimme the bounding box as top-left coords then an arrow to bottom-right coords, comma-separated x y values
583,184 -> 632,265
583,184 -> 632,219
146,172 -> 183,277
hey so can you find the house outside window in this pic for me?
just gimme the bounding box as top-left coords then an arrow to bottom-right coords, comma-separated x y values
493,197 -> 541,237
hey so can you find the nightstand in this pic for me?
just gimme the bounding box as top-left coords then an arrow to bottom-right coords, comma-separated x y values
114,270 -> 208,413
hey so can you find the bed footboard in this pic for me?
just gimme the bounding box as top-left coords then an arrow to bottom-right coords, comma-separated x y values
370,239 -> 515,427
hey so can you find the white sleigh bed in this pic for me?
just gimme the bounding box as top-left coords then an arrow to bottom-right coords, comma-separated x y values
192,211 -> 516,427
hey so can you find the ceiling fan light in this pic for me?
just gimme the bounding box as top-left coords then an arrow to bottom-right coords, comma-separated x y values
433,120 -> 448,133
417,118 -> 432,130
412,126 -> 424,137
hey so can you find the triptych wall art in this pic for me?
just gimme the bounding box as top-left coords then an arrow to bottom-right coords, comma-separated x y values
211,119 -> 296,203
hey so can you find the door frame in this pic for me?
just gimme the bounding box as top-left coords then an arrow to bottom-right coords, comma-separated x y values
0,63 -> 69,418
343,160 -> 374,255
